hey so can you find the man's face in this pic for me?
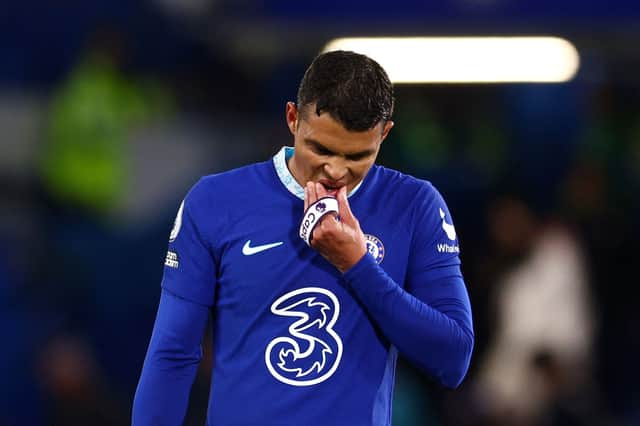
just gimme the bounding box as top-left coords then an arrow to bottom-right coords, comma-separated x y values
286,102 -> 393,195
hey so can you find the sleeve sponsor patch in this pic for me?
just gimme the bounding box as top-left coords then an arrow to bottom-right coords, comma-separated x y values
164,250 -> 179,268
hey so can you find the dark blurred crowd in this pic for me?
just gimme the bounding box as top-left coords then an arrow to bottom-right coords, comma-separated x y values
379,79 -> 640,426
1,22 -> 640,426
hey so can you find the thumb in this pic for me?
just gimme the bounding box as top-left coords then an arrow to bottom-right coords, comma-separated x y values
337,186 -> 357,226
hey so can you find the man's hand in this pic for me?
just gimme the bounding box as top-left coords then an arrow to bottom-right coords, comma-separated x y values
304,182 -> 367,273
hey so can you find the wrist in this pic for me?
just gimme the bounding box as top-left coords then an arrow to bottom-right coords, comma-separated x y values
339,245 -> 367,273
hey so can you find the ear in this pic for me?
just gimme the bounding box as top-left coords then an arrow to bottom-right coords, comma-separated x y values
380,120 -> 394,143
286,102 -> 298,135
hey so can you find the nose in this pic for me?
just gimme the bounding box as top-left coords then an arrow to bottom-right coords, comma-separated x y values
323,157 -> 347,180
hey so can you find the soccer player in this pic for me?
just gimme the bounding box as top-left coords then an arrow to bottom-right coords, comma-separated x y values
133,50 -> 474,425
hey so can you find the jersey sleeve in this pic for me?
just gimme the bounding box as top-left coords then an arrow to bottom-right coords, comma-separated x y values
161,179 -> 218,307
406,182 -> 473,344
342,181 -> 473,388
407,183 -> 463,287
132,288 -> 210,425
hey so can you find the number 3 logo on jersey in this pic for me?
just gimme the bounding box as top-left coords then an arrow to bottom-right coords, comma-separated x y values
265,287 -> 343,386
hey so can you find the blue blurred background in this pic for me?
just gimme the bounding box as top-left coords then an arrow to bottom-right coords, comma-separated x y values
2,1 -> 639,425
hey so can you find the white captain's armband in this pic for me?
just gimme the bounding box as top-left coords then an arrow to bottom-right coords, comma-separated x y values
299,197 -> 339,246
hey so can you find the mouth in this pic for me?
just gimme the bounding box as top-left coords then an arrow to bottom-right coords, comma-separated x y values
319,180 -> 345,196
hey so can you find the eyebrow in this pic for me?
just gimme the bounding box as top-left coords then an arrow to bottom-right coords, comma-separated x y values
304,139 -> 375,160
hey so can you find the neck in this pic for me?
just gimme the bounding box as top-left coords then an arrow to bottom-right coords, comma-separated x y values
286,153 -> 304,187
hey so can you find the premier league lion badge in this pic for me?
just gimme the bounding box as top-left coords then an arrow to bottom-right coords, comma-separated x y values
364,234 -> 385,264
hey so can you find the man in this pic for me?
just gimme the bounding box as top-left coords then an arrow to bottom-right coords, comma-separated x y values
133,50 -> 473,425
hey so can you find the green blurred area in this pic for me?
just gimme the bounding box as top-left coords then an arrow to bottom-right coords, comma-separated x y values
40,52 -> 171,215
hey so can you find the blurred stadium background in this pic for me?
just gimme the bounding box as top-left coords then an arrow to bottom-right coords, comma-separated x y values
1,1 -> 639,425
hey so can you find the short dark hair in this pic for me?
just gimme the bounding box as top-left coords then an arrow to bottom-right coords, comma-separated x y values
296,50 -> 394,132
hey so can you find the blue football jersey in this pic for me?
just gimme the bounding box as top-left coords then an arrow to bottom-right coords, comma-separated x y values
160,147 -> 468,425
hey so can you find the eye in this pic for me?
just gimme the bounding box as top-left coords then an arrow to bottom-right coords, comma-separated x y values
346,153 -> 368,161
313,145 -> 332,156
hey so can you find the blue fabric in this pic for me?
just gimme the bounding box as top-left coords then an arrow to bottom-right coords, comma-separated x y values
133,149 -> 473,425
343,254 -> 473,388
132,289 -> 209,426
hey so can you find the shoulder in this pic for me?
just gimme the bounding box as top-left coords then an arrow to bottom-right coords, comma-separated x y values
193,160 -> 271,196
369,166 -> 461,256
368,165 -> 442,204
181,160 -> 272,225
183,159 -> 275,207
365,165 -> 454,233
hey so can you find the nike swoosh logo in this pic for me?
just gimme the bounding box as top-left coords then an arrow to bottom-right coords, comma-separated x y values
242,240 -> 284,255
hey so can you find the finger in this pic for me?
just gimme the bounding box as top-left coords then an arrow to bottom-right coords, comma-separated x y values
313,217 -> 338,248
319,211 -> 340,230
315,182 -> 328,199
315,182 -> 341,221
312,215 -> 331,245
306,181 -> 317,206
337,186 -> 357,225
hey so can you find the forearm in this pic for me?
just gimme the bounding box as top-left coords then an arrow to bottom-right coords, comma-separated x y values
343,254 -> 474,388
132,289 -> 210,425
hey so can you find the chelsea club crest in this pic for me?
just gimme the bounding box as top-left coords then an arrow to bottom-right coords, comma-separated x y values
364,234 -> 385,264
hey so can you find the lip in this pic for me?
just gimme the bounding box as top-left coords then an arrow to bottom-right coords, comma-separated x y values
319,179 -> 345,188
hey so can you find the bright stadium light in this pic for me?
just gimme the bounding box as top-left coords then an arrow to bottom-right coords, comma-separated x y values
322,37 -> 580,83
